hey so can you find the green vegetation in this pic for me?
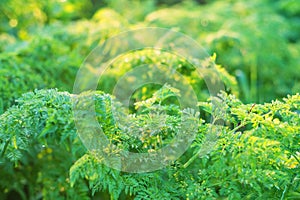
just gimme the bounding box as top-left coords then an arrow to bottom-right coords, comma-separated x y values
1,89 -> 299,199
0,0 -> 299,199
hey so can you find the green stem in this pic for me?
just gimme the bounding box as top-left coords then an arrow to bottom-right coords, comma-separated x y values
1,139 -> 10,157
183,147 -> 202,169
183,121 -> 250,168
280,186 -> 287,200
228,121 -> 248,134
291,153 -> 300,165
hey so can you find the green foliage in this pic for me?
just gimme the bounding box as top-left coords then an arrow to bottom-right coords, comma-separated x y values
70,89 -> 300,199
0,89 -> 88,199
0,0 -> 95,34
97,49 -> 238,110
0,0 -> 299,199
0,87 -> 299,199
0,89 -> 125,199
145,0 -> 300,103
0,36 -> 80,113
0,8 -> 128,113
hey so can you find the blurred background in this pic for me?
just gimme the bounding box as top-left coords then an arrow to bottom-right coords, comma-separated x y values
1,0 -> 299,105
